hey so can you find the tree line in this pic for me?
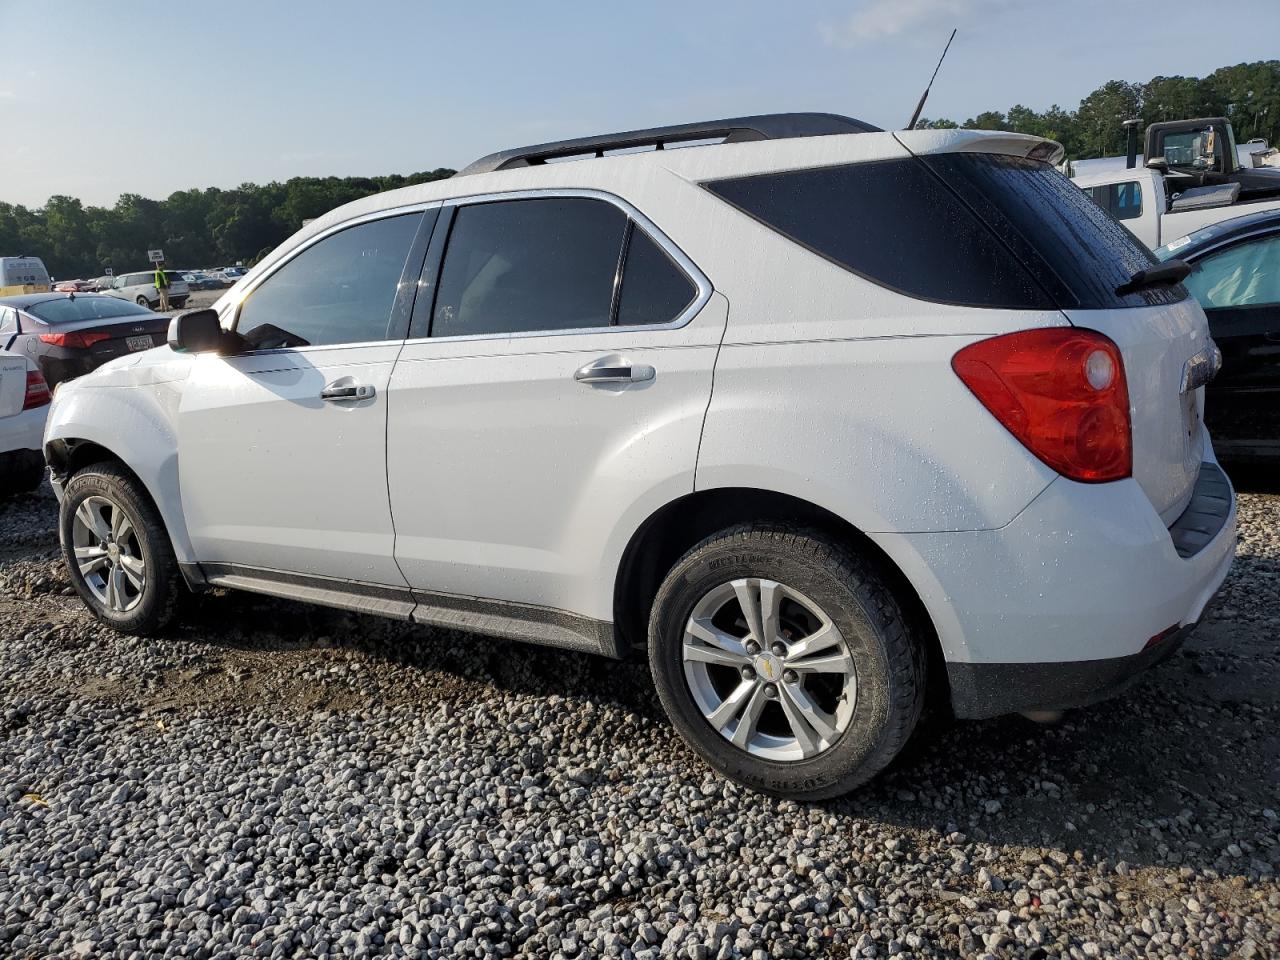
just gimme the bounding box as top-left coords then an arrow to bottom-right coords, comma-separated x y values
0,170 -> 456,281
918,60 -> 1280,162
3,60 -> 1277,280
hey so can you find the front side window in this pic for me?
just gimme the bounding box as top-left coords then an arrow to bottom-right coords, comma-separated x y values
1184,234 -> 1280,309
236,213 -> 420,349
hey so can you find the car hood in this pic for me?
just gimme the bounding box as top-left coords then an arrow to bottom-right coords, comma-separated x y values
67,345 -> 195,388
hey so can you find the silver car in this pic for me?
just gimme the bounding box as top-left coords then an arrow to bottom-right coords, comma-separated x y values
106,270 -> 189,310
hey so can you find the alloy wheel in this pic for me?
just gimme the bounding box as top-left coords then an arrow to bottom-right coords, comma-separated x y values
682,578 -> 857,762
71,495 -> 146,613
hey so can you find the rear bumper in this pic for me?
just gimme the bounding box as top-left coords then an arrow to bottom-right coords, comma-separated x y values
947,622 -> 1193,719
0,404 -> 48,454
875,452 -> 1236,719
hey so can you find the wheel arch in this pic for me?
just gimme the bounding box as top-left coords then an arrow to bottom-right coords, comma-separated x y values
612,486 -> 950,707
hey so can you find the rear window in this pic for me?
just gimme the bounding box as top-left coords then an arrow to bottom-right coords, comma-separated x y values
27,297 -> 154,323
923,153 -> 1181,309
707,155 -> 1180,310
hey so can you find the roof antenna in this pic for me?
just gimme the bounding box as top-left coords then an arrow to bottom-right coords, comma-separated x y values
905,28 -> 957,131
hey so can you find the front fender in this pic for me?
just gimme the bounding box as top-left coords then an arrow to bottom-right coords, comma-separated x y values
44,380 -> 195,565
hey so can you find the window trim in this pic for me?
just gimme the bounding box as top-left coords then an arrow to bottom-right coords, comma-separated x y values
224,201 -> 442,355
407,187 -> 712,344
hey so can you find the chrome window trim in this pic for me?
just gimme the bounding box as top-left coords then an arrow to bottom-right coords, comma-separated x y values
405,187 -> 712,345
222,201 -> 444,347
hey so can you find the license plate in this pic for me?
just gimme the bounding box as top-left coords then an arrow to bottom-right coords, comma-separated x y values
126,335 -> 153,352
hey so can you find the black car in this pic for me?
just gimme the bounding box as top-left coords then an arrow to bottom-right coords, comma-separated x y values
0,293 -> 173,389
1157,209 -> 1280,463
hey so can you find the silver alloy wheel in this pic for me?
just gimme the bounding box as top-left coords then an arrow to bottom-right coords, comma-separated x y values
682,578 -> 857,762
71,495 -> 145,613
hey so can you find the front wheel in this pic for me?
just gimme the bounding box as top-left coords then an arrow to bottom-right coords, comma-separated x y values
135,295 -> 151,307
59,464 -> 183,635
648,524 -> 925,799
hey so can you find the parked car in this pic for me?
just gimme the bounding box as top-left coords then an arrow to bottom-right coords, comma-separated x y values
91,276 -> 115,292
0,346 -> 50,494
105,270 -> 189,310
181,271 -> 223,291
43,114 -> 1236,798
53,279 -> 97,293
217,266 -> 247,283
1157,208 -> 1280,462
0,293 -> 171,388
0,257 -> 51,297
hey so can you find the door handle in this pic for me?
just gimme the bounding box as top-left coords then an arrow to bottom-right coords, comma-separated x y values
321,381 -> 376,402
574,357 -> 656,384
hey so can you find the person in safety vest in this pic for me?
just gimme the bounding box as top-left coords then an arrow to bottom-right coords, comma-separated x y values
154,261 -> 171,312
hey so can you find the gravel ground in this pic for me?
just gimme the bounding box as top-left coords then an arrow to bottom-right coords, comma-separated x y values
0,480 -> 1277,960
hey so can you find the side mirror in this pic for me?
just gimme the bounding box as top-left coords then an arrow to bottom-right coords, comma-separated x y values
1146,157 -> 1169,173
168,309 -> 224,353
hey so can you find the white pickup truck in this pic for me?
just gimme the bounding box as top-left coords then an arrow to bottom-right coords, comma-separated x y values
1069,118 -> 1280,249
1073,164 -> 1280,249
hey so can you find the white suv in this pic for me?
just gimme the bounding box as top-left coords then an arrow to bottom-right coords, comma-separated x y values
43,114 -> 1236,798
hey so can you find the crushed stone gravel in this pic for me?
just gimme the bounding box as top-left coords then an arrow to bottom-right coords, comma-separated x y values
0,480 -> 1277,959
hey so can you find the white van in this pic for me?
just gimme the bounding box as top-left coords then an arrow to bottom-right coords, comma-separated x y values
0,257 -> 51,297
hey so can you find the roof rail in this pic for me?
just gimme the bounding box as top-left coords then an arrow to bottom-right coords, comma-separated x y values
455,112 -> 880,177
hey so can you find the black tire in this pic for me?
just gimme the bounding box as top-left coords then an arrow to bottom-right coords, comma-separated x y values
135,295 -> 150,307
0,450 -> 46,496
171,297 -> 187,309
59,463 -> 183,635
648,524 -> 925,800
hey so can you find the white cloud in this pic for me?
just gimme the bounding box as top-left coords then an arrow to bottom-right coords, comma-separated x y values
823,0 -> 995,45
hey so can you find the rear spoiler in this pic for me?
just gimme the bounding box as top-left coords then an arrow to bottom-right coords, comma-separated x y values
894,129 -> 1065,166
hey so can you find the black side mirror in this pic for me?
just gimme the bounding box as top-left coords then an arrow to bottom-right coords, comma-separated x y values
168,309 -> 224,353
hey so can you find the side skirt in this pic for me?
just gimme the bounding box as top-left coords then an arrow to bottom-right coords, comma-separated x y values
196,562 -> 623,658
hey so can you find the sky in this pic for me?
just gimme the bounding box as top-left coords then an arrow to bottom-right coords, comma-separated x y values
1,0 -> 1278,209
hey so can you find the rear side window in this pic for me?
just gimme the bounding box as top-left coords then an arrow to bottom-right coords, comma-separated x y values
708,155 -> 1179,310
923,153 -> 1179,308
706,160 -> 1054,310
1085,181 -> 1143,221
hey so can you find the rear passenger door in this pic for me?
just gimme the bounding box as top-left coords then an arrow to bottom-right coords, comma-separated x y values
386,191 -> 725,619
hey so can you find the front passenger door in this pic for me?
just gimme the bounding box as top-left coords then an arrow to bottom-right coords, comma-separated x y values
177,209 -> 434,585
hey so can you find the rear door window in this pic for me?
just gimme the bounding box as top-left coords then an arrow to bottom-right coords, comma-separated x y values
431,198 -> 627,337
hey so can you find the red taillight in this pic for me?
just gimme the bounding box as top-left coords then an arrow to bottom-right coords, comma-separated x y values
23,370 -> 50,410
952,328 -> 1132,483
38,331 -> 112,349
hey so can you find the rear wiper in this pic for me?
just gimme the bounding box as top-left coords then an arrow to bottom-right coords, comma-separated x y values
1115,259 -> 1191,296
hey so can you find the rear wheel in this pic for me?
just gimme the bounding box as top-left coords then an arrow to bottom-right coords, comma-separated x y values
649,524 -> 924,799
59,464 -> 182,635
171,297 -> 187,309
